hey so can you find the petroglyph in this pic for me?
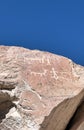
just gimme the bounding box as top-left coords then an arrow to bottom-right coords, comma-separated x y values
50,68 -> 58,80
46,58 -> 51,65
41,56 -> 45,64
30,67 -> 58,80
30,70 -> 47,77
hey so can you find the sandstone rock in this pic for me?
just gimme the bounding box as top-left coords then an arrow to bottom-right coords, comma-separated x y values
0,45 -> 84,130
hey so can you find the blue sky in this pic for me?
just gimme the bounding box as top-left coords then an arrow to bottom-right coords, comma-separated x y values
0,0 -> 84,65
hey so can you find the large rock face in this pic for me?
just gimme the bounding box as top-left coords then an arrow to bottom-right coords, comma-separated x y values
0,45 -> 84,130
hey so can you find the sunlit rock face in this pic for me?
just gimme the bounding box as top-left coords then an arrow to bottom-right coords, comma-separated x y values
0,45 -> 84,130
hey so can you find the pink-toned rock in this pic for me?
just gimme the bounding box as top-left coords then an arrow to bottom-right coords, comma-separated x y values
0,45 -> 84,130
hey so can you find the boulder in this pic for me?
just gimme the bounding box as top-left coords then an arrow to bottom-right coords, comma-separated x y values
0,45 -> 84,130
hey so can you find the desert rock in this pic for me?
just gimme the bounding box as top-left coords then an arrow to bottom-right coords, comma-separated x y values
0,45 -> 84,130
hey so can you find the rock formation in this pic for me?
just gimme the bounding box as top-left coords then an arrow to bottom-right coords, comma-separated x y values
0,45 -> 84,130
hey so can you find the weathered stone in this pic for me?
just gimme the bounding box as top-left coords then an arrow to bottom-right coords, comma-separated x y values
0,45 -> 84,130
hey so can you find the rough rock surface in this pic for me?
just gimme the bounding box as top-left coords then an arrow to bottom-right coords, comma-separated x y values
0,45 -> 84,130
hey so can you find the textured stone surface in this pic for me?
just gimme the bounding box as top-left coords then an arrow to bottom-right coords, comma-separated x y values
0,45 -> 84,130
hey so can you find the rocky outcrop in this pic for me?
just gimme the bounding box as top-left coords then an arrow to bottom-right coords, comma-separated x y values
0,45 -> 84,130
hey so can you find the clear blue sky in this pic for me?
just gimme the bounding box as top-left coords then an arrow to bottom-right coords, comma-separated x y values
0,0 -> 84,65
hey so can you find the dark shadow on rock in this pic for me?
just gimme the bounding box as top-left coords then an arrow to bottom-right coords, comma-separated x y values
65,101 -> 84,130
0,101 -> 16,123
